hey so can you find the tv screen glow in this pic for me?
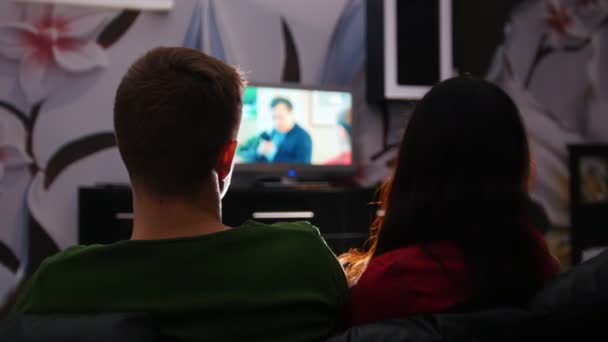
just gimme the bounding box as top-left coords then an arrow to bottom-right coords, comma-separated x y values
236,85 -> 353,167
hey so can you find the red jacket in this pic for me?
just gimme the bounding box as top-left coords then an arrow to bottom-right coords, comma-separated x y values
347,227 -> 558,327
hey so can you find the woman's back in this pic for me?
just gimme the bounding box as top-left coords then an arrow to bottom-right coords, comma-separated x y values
341,76 -> 558,327
348,241 -> 471,326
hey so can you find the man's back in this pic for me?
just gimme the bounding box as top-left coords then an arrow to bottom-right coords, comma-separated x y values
15,221 -> 347,341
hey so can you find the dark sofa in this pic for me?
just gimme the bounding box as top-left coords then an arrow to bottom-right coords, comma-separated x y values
2,250 -> 607,342
330,250 -> 608,342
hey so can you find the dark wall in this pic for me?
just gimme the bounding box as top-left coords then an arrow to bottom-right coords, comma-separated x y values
453,0 -> 525,77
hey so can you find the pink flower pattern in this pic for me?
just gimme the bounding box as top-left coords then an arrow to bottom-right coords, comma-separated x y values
543,0 -> 589,48
543,0 -> 608,49
575,0 -> 608,29
0,109 -> 32,190
546,1 -> 574,34
0,2 -> 143,303
0,5 -> 111,104
0,147 -> 31,185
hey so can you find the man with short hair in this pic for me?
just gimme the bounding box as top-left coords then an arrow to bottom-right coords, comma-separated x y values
255,96 -> 313,163
14,47 -> 347,341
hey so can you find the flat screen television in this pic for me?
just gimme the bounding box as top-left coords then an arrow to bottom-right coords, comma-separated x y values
233,83 -> 354,184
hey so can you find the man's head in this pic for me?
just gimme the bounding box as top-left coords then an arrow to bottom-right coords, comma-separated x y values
270,97 -> 295,133
114,47 -> 245,200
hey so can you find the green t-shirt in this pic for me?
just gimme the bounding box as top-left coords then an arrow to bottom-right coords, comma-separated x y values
16,221 -> 347,341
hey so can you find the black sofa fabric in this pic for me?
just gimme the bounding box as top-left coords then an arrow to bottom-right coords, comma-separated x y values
2,251 -> 607,342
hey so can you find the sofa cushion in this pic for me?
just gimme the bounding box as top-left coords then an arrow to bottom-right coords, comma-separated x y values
0,313 -> 165,342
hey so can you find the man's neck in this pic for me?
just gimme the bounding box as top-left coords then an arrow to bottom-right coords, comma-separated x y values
130,188 -> 228,241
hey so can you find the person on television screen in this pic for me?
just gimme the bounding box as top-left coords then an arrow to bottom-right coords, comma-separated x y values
255,97 -> 312,164
326,109 -> 352,166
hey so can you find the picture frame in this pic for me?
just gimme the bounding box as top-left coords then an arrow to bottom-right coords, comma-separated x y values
570,145 -> 608,205
379,0 -> 453,100
568,144 -> 608,264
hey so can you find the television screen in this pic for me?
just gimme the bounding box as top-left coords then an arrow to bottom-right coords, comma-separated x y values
236,85 -> 353,167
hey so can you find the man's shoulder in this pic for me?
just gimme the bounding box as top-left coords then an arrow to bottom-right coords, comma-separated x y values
238,220 -> 322,239
287,123 -> 310,138
40,243 -> 124,269
14,244 -> 112,312
21,243 -> 120,283
238,220 -> 346,285
237,220 -> 343,270
30,245 -> 87,273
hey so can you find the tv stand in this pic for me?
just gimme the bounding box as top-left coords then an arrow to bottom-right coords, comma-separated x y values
254,177 -> 332,189
79,185 -> 378,254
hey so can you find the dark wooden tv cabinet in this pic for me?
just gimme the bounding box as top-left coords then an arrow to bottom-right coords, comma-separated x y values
78,185 -> 379,254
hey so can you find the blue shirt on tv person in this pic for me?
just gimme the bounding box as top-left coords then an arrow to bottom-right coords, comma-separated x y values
255,97 -> 312,164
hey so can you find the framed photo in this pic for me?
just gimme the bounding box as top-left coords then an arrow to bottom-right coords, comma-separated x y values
568,144 -> 608,264
570,145 -> 608,205
367,0 -> 453,102
579,157 -> 608,204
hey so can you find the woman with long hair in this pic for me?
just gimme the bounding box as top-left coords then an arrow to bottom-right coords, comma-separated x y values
341,76 -> 558,327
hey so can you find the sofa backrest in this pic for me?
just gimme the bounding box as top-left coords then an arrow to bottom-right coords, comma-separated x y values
330,250 -> 608,342
2,251 -> 607,342
0,313 -> 165,342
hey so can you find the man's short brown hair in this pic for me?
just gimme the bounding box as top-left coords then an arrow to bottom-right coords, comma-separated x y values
114,47 -> 245,197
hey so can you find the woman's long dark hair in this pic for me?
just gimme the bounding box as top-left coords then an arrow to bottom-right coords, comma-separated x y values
342,76 -> 548,307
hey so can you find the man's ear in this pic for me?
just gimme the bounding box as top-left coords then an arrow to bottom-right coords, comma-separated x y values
216,140 -> 238,181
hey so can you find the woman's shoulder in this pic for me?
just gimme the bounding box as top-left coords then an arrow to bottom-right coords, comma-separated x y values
347,241 -> 472,326
353,241 -> 470,295
365,241 -> 465,271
